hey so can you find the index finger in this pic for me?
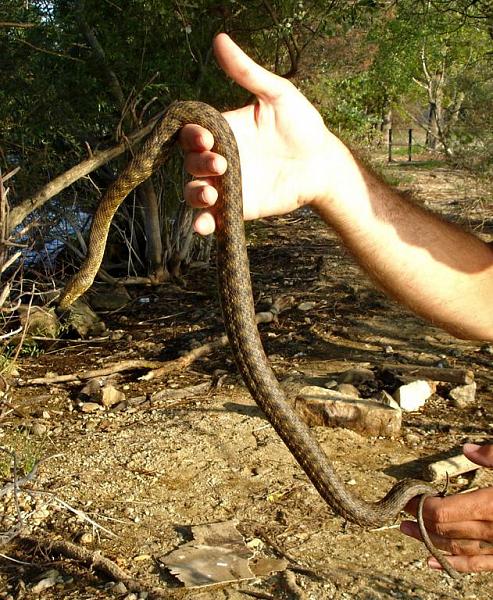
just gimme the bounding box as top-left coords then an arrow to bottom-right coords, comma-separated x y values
178,124 -> 215,152
406,488 -> 493,523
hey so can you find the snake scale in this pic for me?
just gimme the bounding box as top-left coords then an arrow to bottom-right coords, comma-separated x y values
59,101 -> 458,575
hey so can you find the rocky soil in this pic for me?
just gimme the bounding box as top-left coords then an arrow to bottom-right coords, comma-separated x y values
0,159 -> 492,599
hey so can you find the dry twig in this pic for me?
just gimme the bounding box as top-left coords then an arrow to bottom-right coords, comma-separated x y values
27,296 -> 294,385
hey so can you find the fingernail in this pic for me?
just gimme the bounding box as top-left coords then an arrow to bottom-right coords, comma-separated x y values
428,558 -> 442,570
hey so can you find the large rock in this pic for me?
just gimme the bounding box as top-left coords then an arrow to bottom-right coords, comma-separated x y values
64,299 -> 106,338
294,386 -> 401,437
18,305 -> 59,338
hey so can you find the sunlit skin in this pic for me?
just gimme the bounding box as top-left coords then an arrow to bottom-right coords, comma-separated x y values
179,33 -> 493,573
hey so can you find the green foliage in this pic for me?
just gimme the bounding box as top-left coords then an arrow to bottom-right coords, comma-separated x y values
1,0 -> 491,271
313,74 -> 382,144
0,430 -> 46,480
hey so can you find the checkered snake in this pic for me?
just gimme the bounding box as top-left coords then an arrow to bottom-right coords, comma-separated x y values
59,101 -> 457,576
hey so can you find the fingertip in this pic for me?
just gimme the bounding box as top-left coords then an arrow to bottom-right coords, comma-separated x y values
194,211 -> 216,236
463,442 -> 493,467
400,521 -> 413,535
428,557 -> 442,570
400,520 -> 420,541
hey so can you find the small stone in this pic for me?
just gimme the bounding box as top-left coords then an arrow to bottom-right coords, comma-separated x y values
31,570 -> 59,594
113,582 -> 128,594
377,390 -> 401,411
298,302 -> 317,312
80,402 -> 101,413
394,380 -> 434,412
79,378 -> 102,401
78,532 -> 94,545
324,379 -> 338,389
404,433 -> 421,446
32,422 -> 47,436
338,368 -> 375,385
449,382 -> 477,409
337,383 -> 360,397
384,345 -> 394,354
100,384 -> 125,408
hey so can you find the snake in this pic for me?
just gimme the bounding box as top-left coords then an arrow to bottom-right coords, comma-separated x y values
59,101 -> 458,576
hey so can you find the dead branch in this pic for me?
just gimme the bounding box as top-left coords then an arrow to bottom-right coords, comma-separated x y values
7,111 -> 164,232
27,359 -> 164,385
0,22 -> 38,29
26,296 -> 294,385
142,296 -> 295,381
14,536 -> 173,599
381,363 -> 474,385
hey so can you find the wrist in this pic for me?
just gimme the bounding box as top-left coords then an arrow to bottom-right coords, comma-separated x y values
309,136 -> 371,224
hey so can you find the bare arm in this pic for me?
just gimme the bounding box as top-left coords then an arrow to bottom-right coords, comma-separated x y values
311,154 -> 493,340
181,33 -> 493,342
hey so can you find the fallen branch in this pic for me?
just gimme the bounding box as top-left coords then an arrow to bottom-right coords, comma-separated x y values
381,363 -> 474,385
15,536 -> 172,599
27,359 -> 164,385
7,110 -> 165,232
142,296 -> 294,381
27,296 -> 294,385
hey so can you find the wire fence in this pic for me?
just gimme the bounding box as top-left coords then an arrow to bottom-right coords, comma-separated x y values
387,128 -> 429,162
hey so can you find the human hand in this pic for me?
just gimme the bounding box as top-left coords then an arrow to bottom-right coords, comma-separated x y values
179,33 -> 353,235
401,443 -> 493,573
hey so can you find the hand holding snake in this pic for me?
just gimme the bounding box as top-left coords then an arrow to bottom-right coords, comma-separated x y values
181,34 -> 493,574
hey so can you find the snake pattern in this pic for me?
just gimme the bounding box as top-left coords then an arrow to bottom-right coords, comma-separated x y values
59,101 -> 458,575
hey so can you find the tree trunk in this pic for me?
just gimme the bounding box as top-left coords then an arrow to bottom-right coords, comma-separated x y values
75,0 -> 166,282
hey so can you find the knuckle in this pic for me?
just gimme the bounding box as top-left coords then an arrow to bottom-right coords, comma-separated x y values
449,539 -> 464,555
428,504 -> 449,525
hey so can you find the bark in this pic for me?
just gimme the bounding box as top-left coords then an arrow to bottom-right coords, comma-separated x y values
75,0 -> 166,281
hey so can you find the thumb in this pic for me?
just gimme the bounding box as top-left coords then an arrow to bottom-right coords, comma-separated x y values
463,443 -> 493,468
213,33 -> 290,102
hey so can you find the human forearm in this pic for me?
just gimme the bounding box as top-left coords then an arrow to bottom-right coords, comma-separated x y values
312,150 -> 493,341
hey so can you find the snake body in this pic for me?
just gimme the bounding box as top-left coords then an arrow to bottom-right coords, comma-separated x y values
60,101 -> 441,528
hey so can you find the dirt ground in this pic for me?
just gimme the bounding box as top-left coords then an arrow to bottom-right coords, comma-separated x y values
1,159 -> 493,599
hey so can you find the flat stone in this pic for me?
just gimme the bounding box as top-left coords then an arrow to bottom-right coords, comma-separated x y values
298,301 -> 317,312
80,402 -> 101,413
336,383 -> 360,397
294,385 -> 401,437
338,368 -> 375,385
